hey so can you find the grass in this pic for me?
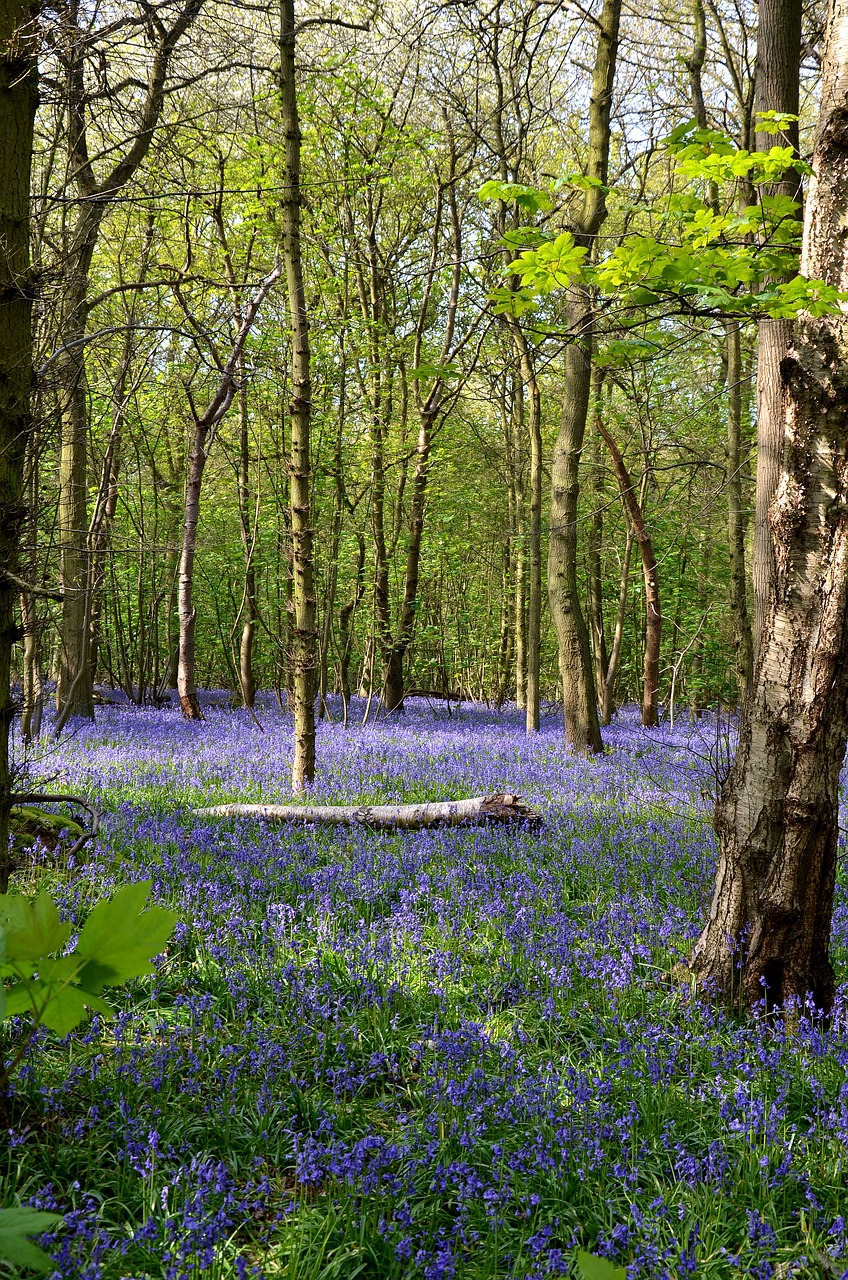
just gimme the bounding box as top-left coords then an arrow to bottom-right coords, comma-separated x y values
1,696 -> 848,1278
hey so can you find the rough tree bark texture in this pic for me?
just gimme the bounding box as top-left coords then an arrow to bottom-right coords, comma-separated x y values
0,0 -> 36,891
596,421 -> 661,728
692,0 -> 848,1014
280,0 -> 317,787
547,0 -> 620,754
752,0 -> 803,650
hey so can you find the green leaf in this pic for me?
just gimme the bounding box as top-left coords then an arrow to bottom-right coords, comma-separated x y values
3,978 -> 112,1036
478,179 -> 553,213
0,1207 -> 64,1273
575,1252 -> 627,1280
0,892 -> 72,961
74,881 -> 177,995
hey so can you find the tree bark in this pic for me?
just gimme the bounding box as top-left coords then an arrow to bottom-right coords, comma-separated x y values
280,0 -> 317,787
0,0 -> 37,891
195,793 -> 541,830
751,0 -> 803,650
547,0 -> 620,753
692,0 -> 848,1015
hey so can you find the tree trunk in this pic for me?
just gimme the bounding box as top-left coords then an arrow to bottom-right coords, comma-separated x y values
692,0 -> 848,1015
20,432 -> 43,743
550,284 -> 604,752
597,421 -> 661,728
88,341 -> 131,690
547,0 -> 620,753
0,0 -> 36,891
513,332 -> 542,733
280,0 -> 317,788
602,526 -> 634,725
56,301 -> 96,719
176,420 -> 209,721
724,321 -> 754,702
751,0 -> 803,650
587,388 -> 609,695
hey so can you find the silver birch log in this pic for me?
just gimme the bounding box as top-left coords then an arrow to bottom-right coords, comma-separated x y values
194,793 -> 541,829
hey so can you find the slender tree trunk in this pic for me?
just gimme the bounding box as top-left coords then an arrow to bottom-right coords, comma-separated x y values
88,344 -> 131,689
235,381 -> 259,710
724,322 -> 754,701
381,410 -> 434,713
177,420 -> 209,720
550,284 -> 604,751
512,382 -> 527,709
597,422 -> 661,727
56,299 -> 96,719
751,0 -> 803,650
692,0 -> 848,1015
507,328 -> 542,733
20,431 -> 42,742
602,527 -> 634,725
280,0 -> 316,788
587,386 -> 609,695
547,0 -> 620,753
0,0 -> 36,891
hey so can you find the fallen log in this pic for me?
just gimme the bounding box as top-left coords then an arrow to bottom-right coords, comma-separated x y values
194,793 -> 541,830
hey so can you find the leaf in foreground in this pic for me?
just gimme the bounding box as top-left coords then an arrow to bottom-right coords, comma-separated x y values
0,1208 -> 64,1273
575,1252 -> 627,1280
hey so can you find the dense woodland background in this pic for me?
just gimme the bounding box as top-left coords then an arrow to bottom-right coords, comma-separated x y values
17,0 -> 821,732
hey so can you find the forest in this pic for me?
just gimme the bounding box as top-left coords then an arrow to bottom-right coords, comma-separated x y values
3,0 -> 848,1275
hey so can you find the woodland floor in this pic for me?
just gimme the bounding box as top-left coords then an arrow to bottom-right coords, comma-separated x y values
3,695 -> 848,1279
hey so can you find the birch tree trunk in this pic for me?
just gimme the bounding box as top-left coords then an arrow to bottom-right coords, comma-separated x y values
280,0 -> 317,787
547,0 -> 620,754
0,0 -> 36,891
692,0 -> 848,1015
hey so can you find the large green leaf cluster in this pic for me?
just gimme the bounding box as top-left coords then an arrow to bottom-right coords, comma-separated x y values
481,119 -> 842,323
0,882 -> 176,1272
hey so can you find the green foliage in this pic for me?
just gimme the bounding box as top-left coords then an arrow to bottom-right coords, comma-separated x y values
575,1253 -> 626,1280
0,881 -> 177,1040
0,1208 -> 64,1274
483,121 -> 845,325
0,884 -> 176,1273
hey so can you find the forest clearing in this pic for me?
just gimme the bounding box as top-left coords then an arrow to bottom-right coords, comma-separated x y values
2,697 -> 848,1279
